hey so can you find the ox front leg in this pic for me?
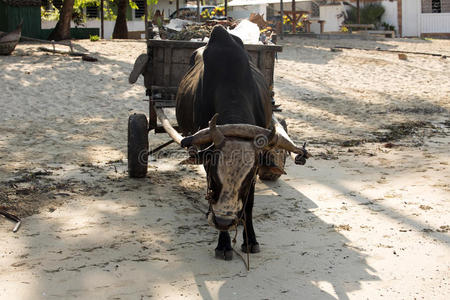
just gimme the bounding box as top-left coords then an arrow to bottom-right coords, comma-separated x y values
241,183 -> 260,253
215,231 -> 233,260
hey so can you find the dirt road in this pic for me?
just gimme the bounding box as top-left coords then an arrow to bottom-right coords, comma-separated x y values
0,37 -> 449,299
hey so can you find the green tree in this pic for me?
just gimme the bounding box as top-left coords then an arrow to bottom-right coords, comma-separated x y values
48,0 -> 75,40
112,0 -> 129,38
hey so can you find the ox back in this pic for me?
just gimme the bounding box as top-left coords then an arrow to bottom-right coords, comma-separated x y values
176,25 -> 272,133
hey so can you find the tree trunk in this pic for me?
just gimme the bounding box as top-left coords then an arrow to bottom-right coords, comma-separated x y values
48,0 -> 75,41
113,0 -> 128,39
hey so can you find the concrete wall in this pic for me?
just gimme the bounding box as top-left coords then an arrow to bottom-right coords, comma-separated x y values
422,0 -> 450,13
402,0 -> 420,36
150,2 -> 177,18
229,1 -> 313,20
270,2 -> 313,13
421,12 -> 450,33
380,0 -> 399,31
229,4 -> 267,20
319,4 -> 345,32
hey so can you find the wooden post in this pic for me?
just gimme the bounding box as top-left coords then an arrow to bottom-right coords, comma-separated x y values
397,0 -> 402,37
100,0 -> 104,39
176,0 -> 179,17
357,0 -> 360,24
304,20 -> 310,33
144,0 -> 148,40
196,0 -> 200,22
292,0 -> 296,33
319,20 -> 325,34
280,0 -> 283,39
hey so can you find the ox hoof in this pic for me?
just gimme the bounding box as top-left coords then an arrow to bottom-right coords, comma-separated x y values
241,243 -> 260,253
215,249 -> 233,260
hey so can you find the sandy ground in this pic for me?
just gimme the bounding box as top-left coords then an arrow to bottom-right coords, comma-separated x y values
0,36 -> 449,299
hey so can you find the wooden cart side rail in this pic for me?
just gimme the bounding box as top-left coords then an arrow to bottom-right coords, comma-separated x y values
148,39 -> 283,52
151,86 -> 178,93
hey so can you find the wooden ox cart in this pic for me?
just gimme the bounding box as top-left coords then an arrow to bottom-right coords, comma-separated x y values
128,38 -> 306,179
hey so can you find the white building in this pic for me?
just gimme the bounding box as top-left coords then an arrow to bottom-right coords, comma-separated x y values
401,0 -> 450,37
320,0 -> 450,37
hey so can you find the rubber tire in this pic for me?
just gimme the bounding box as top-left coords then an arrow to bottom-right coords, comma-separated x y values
258,119 -> 288,181
128,113 -> 149,178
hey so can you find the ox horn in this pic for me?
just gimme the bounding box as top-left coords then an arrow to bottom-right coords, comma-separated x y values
180,116 -> 310,158
209,113 -> 225,147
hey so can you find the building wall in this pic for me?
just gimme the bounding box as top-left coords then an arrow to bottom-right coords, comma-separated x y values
229,4 -> 267,20
0,2 -> 41,38
229,1 -> 313,20
151,2 -> 178,18
421,0 -> 450,13
380,0 -> 398,31
421,12 -> 450,33
400,0 -> 450,36
270,2 -> 313,15
319,4 -> 345,32
402,0 -> 420,36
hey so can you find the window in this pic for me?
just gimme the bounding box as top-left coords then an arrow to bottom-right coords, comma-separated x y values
135,0 -> 145,18
86,5 -> 99,18
311,2 -> 320,17
432,0 -> 441,13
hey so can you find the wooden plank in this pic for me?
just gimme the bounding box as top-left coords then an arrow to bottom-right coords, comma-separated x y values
257,50 -> 264,70
149,97 -> 157,130
152,62 -> 165,86
153,99 -> 176,108
147,39 -> 283,98
342,24 -> 375,29
151,86 -> 178,93
148,39 -> 283,52
264,51 -> 274,68
171,48 -> 195,63
171,62 -> 192,86
163,46 -> 172,87
367,30 -> 395,38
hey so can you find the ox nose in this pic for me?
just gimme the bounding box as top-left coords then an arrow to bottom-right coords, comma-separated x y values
214,216 -> 234,228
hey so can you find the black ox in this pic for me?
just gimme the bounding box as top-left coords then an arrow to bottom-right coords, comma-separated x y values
176,25 -> 304,260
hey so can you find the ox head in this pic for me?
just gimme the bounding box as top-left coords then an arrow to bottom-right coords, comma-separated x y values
181,114 -> 308,231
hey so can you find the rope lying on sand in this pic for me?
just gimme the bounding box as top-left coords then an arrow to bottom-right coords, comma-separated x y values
37,47 -> 98,61
0,209 -> 21,233
333,46 -> 447,58
12,35 -> 98,62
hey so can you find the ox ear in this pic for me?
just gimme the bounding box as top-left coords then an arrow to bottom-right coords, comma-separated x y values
257,152 -> 287,175
265,165 -> 286,175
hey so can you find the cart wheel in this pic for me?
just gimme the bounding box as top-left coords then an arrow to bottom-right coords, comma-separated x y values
258,119 -> 288,181
128,113 -> 149,178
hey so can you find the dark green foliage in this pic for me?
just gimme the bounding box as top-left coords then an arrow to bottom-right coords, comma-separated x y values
382,22 -> 395,31
345,3 -> 385,27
